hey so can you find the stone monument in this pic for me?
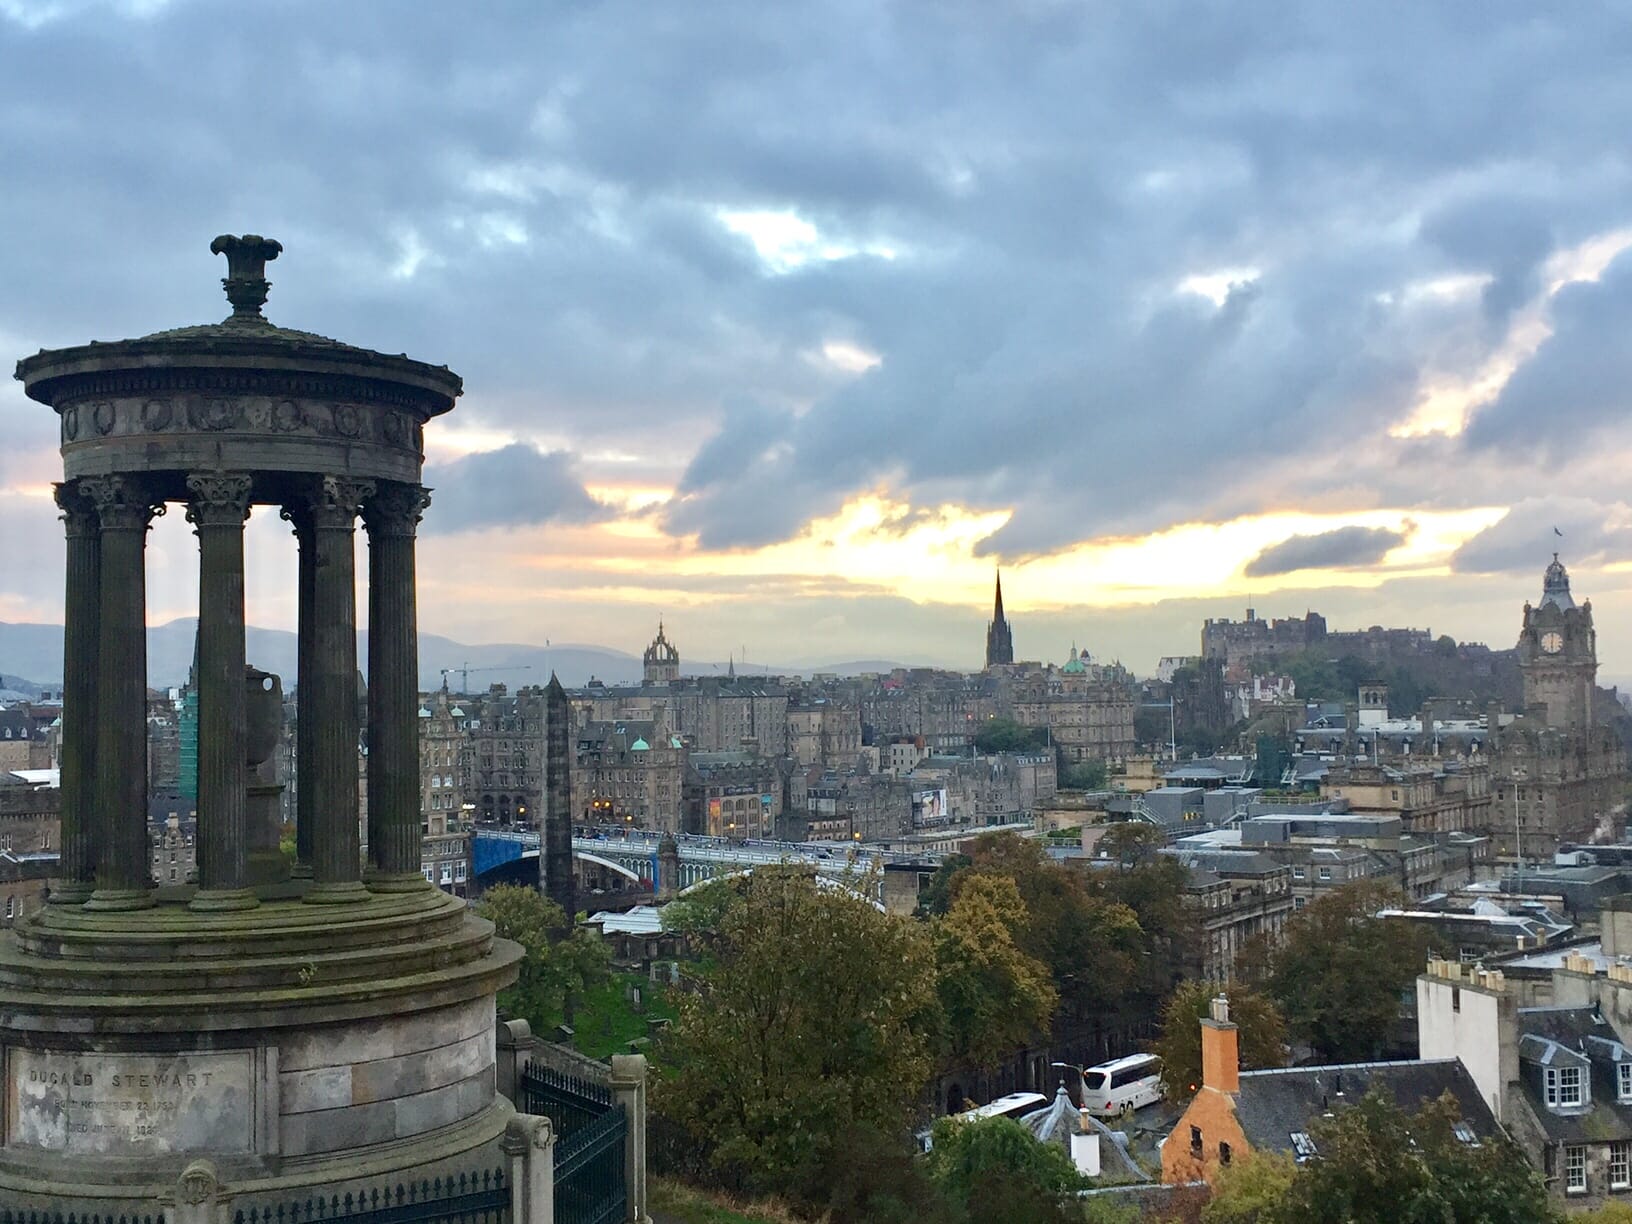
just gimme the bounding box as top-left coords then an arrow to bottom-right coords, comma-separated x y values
5,236 -> 522,1208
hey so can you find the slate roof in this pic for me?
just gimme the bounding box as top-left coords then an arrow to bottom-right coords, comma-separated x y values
1514,1005 -> 1632,1143
1233,1059 -> 1498,1156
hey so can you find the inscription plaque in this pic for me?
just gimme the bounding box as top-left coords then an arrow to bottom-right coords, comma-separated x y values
7,1049 -> 256,1155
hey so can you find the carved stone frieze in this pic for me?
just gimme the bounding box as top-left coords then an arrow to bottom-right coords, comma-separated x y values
55,394 -> 420,452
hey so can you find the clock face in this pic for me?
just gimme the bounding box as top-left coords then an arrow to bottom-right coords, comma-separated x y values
1541,631 -> 1564,655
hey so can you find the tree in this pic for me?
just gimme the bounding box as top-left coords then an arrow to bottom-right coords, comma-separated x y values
935,874 -> 1057,1069
1201,1152 -> 1297,1224
1060,757 -> 1110,790
652,869 -> 940,1205
917,852 -> 973,917
1237,880 -> 1428,1061
1097,821 -> 1166,869
974,717 -> 1050,754
1278,1087 -> 1556,1224
477,884 -> 610,1033
1153,981 -> 1286,1100
926,1115 -> 1084,1224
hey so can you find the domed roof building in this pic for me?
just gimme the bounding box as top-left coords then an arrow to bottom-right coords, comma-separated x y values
643,621 -> 680,684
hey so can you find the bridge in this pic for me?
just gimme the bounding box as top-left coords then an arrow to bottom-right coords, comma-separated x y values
471,826 -> 937,897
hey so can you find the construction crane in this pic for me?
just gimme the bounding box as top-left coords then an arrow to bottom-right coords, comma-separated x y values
439,662 -> 532,694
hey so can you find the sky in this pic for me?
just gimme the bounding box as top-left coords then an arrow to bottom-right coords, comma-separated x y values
4,1 -> 1632,678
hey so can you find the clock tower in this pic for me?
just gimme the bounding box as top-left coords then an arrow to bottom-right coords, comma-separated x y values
1517,554 -> 1596,731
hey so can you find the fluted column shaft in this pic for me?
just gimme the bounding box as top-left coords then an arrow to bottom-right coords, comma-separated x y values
363,482 -> 431,890
303,477 -> 373,904
52,482 -> 99,904
82,476 -> 161,911
282,504 -> 317,877
187,472 -> 257,910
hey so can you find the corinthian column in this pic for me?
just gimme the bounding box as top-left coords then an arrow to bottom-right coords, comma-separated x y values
280,500 -> 316,878
80,475 -> 163,911
363,482 -> 433,891
186,472 -> 258,911
301,476 -> 373,904
51,481 -> 99,904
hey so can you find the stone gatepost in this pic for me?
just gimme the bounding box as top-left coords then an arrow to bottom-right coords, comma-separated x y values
163,1160 -> 230,1224
610,1053 -> 650,1224
503,1113 -> 555,1224
496,1016 -> 537,1104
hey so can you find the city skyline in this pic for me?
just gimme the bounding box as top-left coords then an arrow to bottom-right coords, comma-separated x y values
6,4 -> 1632,673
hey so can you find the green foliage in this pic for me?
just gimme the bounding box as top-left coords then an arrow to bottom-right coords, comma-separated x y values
1152,981 -> 1286,1101
974,717 -> 1051,754
934,874 -> 1057,1069
1061,758 -> 1110,789
1579,1205 -> 1632,1223
1201,1151 -> 1298,1224
1278,1088 -> 1556,1224
659,876 -> 744,939
926,1115 -> 1084,1223
477,884 -> 610,1034
1098,821 -> 1166,869
1237,880 -> 1428,1061
651,869 -> 940,1207
916,853 -> 973,918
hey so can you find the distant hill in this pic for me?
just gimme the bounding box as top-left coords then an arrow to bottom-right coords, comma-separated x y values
0,621 -> 914,692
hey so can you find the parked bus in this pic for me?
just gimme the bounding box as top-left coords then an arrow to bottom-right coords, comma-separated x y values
1080,1053 -> 1162,1116
918,1091 -> 1048,1150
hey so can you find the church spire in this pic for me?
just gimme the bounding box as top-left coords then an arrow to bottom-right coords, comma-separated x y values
985,567 -> 1015,669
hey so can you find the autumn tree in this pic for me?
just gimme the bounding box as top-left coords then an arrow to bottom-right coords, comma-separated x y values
652,869 -> 940,1205
477,884 -> 610,1032
1237,879 -> 1428,1061
1152,980 -> 1286,1100
1201,1151 -> 1297,1224
935,873 -> 1057,1069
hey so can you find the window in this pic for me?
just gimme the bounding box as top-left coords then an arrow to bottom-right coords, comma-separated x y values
1620,1063 -> 1632,1103
1613,1140 -> 1631,1190
1290,1132 -> 1318,1162
1293,896 -> 1306,909
1566,1145 -> 1588,1194
1548,1066 -> 1584,1108
1218,1142 -> 1232,1166
1318,867 -> 1333,882
1292,866 -> 1305,879
1190,1126 -> 1202,1154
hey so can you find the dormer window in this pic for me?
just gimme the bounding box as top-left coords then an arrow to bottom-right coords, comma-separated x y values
1547,1065 -> 1584,1108
1620,1062 -> 1632,1103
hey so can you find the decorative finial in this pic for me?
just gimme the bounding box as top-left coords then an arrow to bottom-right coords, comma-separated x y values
209,234 -> 283,322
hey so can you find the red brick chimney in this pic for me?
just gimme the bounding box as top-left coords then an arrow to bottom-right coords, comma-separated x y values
1200,994 -> 1239,1094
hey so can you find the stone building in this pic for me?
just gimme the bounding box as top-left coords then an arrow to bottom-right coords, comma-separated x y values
787,695 -> 862,768
0,707 -> 52,773
1162,848 -> 1295,981
862,676 -> 992,753
0,773 -> 58,854
460,683 -> 546,826
574,719 -> 686,832
1495,558 -> 1628,856
1321,759 -> 1494,836
1007,656 -> 1138,764
686,750 -> 784,838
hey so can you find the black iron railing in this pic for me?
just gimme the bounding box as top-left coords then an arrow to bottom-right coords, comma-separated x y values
552,1102 -> 627,1224
231,1168 -> 508,1224
517,1060 -> 611,1139
0,1214 -> 162,1224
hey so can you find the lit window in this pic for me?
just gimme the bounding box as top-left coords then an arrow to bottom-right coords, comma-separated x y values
1566,1145 -> 1588,1194
1613,1140 -> 1631,1190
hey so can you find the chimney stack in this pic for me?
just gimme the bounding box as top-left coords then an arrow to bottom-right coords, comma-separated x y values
1201,994 -> 1239,1094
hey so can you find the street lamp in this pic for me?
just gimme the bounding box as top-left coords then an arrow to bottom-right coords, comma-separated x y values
1052,1060 -> 1086,1105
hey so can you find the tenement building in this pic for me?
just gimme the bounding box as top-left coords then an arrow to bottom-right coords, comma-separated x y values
5,236 -> 519,1208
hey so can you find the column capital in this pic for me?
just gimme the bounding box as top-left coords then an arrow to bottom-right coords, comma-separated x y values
184,472 -> 254,530
53,481 -> 99,539
80,475 -> 165,531
362,482 -> 431,538
302,476 -> 375,530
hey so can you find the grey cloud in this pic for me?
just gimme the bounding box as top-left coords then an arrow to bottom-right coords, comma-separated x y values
2,0 -> 1632,585
420,444 -> 612,534
1451,497 -> 1632,576
1244,525 -> 1409,578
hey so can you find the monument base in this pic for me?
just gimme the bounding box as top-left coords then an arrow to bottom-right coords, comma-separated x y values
0,887 -> 521,1209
